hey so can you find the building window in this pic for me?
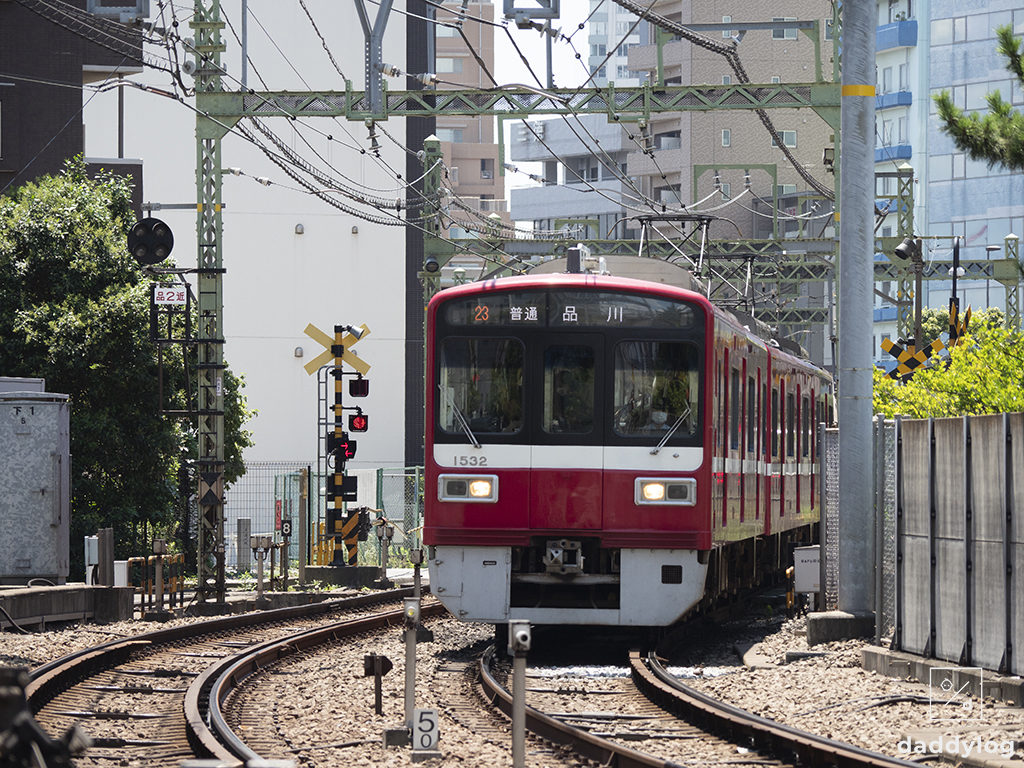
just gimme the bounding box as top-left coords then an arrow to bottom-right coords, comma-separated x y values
591,43 -> 606,57
882,67 -> 893,94
617,43 -> 631,57
722,15 -> 733,38
617,65 -> 631,79
771,130 -> 797,148
722,129 -> 731,147
898,116 -> 908,143
722,75 -> 731,85
772,17 -> 797,40
615,21 -> 630,36
720,182 -> 731,200
778,184 -> 797,196
436,23 -> 458,38
436,57 -> 463,74
436,128 -> 463,143
480,158 -> 494,180
898,63 -> 909,90
882,119 -> 893,146
953,16 -> 967,43
771,75 -> 781,84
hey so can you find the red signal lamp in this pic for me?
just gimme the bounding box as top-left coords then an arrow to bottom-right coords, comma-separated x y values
349,413 -> 369,432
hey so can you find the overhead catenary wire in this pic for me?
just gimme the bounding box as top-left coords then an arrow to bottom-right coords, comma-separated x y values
609,0 -> 835,202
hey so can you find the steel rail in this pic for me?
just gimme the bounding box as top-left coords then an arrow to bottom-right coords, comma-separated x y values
26,588 -> 417,713
632,650 -> 920,768
477,646 -> 683,768
198,600 -> 448,763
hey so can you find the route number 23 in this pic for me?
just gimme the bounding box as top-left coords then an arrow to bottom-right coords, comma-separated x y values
414,708 -> 439,750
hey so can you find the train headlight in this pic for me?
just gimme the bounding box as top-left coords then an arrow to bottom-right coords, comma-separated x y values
469,479 -> 493,498
635,477 -> 697,506
642,482 -> 666,501
438,474 -> 499,502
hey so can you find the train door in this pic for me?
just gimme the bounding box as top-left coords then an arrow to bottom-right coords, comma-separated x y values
758,375 -> 766,522
773,381 -> 784,529
720,347 -> 730,529
784,384 -> 796,519
530,335 -> 604,530
744,367 -> 757,527
729,358 -> 741,528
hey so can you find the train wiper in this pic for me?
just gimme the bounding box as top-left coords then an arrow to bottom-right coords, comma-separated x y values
438,384 -> 481,448
650,407 -> 690,455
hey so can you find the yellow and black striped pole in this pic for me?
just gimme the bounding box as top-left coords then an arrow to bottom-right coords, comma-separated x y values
330,326 -> 347,566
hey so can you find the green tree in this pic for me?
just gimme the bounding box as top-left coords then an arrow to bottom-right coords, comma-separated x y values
0,158 -> 254,576
934,25 -> 1024,170
874,321 -> 1024,418
913,306 -> 1005,347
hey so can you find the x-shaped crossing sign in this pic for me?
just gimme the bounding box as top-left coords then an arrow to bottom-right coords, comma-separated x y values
303,323 -> 371,376
881,337 -> 945,379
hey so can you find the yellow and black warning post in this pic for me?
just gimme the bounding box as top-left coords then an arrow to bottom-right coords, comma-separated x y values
303,322 -> 371,569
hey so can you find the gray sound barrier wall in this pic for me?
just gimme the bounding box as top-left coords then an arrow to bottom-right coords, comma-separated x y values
896,413 -> 1021,675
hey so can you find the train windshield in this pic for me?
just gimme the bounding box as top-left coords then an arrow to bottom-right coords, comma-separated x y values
438,338 -> 524,435
543,345 -> 595,434
613,341 -> 699,437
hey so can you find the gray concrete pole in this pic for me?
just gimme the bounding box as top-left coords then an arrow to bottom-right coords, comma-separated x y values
837,0 -> 876,617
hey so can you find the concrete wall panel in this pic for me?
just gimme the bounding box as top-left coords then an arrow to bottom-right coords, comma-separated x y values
901,534 -> 931,655
934,537 -> 966,662
900,419 -> 931,537
1010,413 -> 1024,675
933,418 -> 965,540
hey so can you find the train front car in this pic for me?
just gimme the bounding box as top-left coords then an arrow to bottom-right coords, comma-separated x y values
424,273 -> 713,627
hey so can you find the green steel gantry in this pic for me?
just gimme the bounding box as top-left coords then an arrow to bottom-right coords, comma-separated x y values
187,1 -> 1018,601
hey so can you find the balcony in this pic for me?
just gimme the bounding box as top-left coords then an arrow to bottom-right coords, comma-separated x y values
876,91 -> 913,111
875,145 -> 912,163
877,20 -> 917,51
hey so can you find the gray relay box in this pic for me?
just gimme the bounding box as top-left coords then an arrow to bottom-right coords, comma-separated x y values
1,392 -> 71,584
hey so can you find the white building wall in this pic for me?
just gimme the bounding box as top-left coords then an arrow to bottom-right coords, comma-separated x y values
83,1 -> 409,469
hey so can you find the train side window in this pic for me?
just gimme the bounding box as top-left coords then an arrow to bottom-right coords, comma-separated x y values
543,345 -> 595,434
786,392 -> 796,457
613,341 -> 698,436
802,396 -> 810,457
762,383 -> 768,457
746,376 -> 756,453
771,388 -> 779,458
439,338 -> 524,434
730,367 -> 740,450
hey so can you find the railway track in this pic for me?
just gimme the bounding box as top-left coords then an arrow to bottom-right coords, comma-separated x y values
477,646 -> 923,768
24,589 -> 433,766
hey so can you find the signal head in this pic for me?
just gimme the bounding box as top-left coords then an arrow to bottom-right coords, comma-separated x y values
349,413 -> 369,432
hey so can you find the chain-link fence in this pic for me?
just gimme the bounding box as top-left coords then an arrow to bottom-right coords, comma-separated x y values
224,462 -> 424,574
820,419 -> 898,643
876,418 -> 898,644
822,426 -> 840,610
223,461 -> 311,573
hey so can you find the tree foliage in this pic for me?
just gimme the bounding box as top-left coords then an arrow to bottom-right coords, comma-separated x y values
911,306 -> 1005,348
0,158 -> 254,574
873,318 -> 1024,418
934,25 -> 1024,170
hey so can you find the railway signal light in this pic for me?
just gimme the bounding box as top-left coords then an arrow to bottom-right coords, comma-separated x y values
128,217 -> 174,265
350,377 -> 370,397
327,431 -> 357,463
349,413 -> 369,432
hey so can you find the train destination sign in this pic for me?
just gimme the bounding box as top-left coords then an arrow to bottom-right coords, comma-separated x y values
444,291 -> 697,329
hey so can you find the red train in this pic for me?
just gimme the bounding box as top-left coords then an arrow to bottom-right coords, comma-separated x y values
423,270 -> 831,627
